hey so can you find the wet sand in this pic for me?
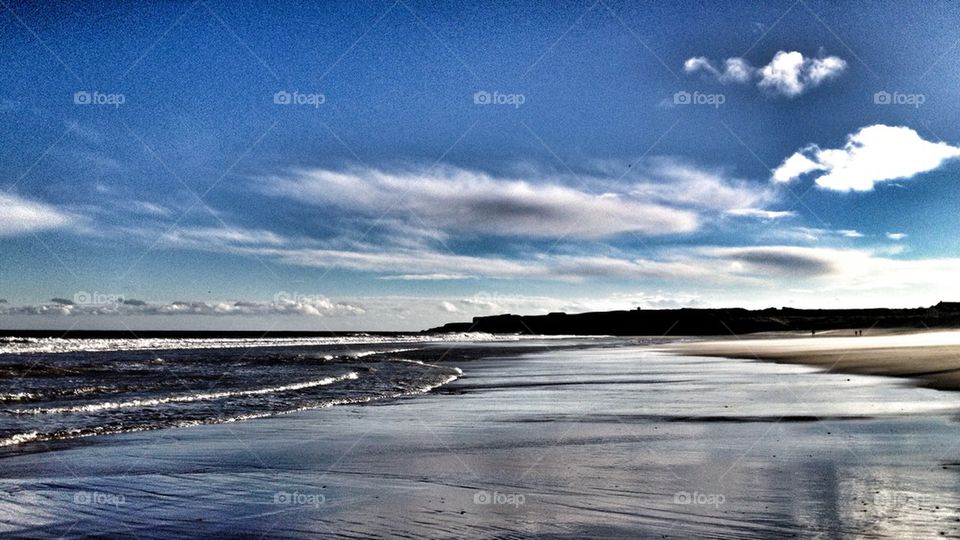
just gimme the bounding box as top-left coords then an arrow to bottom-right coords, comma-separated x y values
3,340 -> 960,538
670,329 -> 960,391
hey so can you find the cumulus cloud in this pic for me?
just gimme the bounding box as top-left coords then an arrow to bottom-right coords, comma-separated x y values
684,50 -> 847,97
684,56 -> 753,84
0,297 -> 365,317
772,125 -> 960,191
772,152 -> 821,184
0,193 -> 73,236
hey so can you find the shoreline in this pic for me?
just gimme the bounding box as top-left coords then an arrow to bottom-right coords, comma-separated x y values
666,328 -> 960,391
3,340 -> 960,537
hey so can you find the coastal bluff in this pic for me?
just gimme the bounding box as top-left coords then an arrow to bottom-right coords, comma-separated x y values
426,302 -> 960,336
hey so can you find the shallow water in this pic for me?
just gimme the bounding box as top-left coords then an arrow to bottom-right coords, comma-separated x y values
0,338 -> 474,448
2,339 -> 960,538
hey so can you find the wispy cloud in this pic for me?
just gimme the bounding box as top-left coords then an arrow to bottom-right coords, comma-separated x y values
261,162 -> 779,241
0,193 -> 73,236
684,50 -> 847,97
772,125 -> 960,191
262,166 -> 698,239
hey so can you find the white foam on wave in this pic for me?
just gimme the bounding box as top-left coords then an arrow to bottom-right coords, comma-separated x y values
12,372 -> 360,415
0,430 -> 40,447
0,391 -> 36,402
0,333 -> 525,355
0,367 -> 461,448
392,358 -> 464,376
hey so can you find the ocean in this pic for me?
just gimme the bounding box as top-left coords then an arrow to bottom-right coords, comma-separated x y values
0,334 -> 521,449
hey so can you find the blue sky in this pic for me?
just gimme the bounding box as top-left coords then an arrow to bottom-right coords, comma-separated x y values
2,0 -> 960,330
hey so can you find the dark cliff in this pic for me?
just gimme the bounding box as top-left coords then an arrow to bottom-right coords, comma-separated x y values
426,302 -> 960,336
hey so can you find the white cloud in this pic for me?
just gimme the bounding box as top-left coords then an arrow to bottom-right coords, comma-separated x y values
161,226 -> 288,247
0,193 -> 73,236
772,151 -> 821,183
128,201 -> 173,217
683,57 -> 718,77
263,166 -> 700,239
887,232 -> 907,241
772,125 -> 960,191
699,245 -> 960,301
10,236 -> 960,329
257,161 -> 785,253
0,297 -> 365,317
380,273 -> 473,281
726,208 -> 795,219
757,51 -> 846,97
721,58 -> 754,83
625,158 -> 776,214
683,56 -> 752,83
684,50 -> 847,97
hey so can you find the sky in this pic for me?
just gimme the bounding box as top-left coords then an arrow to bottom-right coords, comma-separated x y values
2,0 -> 960,331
